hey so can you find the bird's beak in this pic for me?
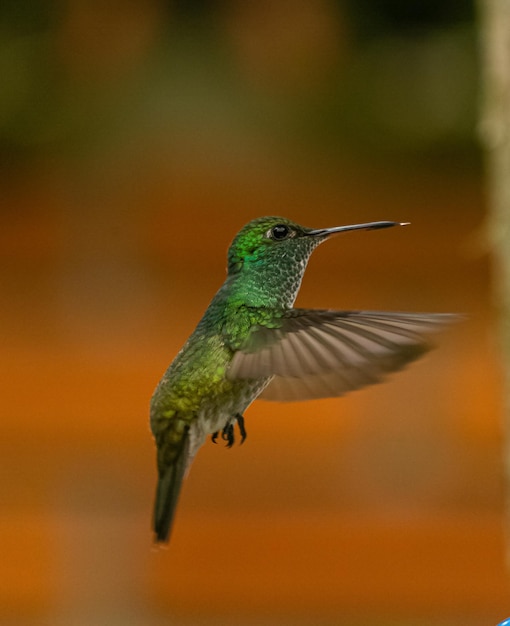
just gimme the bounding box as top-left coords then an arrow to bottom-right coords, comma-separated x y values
306,221 -> 410,239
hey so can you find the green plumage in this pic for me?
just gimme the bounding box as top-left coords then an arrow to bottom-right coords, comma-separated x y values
150,216 -> 456,543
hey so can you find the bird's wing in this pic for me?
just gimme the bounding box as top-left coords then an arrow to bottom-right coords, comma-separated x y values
227,310 -> 457,402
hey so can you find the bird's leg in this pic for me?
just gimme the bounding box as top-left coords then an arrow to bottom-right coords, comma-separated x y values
211,414 -> 246,446
221,422 -> 235,448
235,413 -> 247,444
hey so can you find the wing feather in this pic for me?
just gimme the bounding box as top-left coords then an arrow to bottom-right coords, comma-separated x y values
227,310 -> 457,401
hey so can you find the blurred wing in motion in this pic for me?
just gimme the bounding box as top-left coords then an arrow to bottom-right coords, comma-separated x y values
228,310 -> 457,402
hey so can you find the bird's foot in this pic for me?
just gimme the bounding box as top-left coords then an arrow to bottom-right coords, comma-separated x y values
211,425 -> 233,446
210,413 -> 247,447
221,423 -> 235,448
235,413 -> 247,444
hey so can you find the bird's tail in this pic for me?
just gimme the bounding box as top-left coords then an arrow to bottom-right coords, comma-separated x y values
153,429 -> 190,543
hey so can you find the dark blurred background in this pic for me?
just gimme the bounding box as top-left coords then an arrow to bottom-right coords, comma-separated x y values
0,1 -> 505,625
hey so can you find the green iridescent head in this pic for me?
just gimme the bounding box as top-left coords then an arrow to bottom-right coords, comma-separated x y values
225,216 -> 405,308
225,216 -> 322,307
227,216 -> 321,275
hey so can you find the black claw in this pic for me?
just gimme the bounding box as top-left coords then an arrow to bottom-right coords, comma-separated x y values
235,413 -> 247,444
222,423 -> 235,448
212,415 -> 247,448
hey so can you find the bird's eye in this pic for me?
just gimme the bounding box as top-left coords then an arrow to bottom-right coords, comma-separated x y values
270,224 -> 291,241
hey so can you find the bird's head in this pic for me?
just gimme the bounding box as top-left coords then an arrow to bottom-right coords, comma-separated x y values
225,216 -> 407,308
227,216 -> 320,276
227,216 -> 407,274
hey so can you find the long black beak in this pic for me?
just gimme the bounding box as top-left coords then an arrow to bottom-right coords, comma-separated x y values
306,221 -> 410,238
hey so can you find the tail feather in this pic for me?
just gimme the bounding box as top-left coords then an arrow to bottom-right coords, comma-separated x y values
153,430 -> 190,543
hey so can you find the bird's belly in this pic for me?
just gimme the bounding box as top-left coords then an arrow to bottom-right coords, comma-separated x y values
186,376 -> 271,467
198,376 -> 271,434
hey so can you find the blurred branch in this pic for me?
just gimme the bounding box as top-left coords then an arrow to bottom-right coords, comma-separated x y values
478,0 -> 510,562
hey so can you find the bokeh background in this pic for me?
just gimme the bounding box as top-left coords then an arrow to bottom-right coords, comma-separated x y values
0,1 -> 506,625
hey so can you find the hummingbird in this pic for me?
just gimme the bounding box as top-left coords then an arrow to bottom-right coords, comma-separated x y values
150,216 -> 455,543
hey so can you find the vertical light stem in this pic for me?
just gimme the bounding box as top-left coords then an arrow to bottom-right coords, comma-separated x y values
478,0 -> 510,563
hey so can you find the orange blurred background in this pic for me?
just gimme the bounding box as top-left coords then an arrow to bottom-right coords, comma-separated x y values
0,1 -> 506,625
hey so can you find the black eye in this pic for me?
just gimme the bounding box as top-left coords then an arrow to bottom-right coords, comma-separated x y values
270,224 -> 290,240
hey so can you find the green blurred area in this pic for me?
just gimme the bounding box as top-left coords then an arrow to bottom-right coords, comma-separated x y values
0,0 -> 477,172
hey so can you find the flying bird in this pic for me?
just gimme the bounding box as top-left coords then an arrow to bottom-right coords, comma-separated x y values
150,216 -> 455,542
